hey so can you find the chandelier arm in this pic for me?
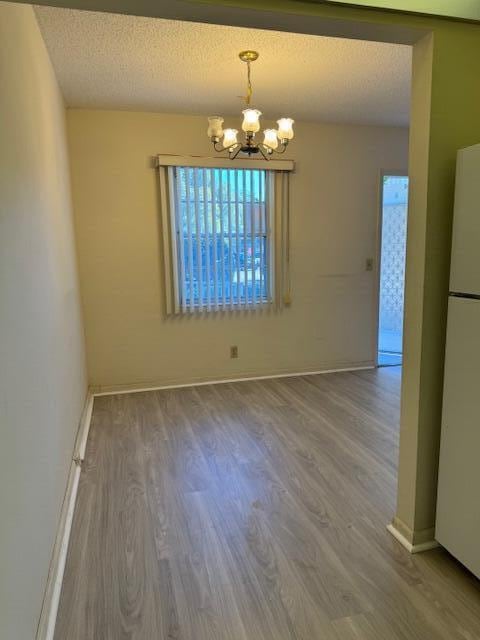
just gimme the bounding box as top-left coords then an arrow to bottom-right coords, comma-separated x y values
212,139 -> 242,154
258,145 -> 270,161
271,141 -> 289,155
214,140 -> 234,153
230,145 -> 243,160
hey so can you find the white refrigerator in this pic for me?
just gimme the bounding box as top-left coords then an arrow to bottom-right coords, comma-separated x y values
436,143 -> 480,578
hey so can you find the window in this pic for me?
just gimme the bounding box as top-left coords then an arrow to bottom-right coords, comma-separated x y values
157,157 -> 293,315
172,166 -> 270,309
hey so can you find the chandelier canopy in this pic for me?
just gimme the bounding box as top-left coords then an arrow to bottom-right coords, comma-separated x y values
207,51 -> 294,161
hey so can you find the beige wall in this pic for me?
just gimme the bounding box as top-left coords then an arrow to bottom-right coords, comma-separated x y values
320,0 -> 480,20
68,109 -> 408,390
0,3 -> 87,637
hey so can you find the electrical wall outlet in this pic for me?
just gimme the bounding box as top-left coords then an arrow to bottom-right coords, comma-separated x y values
230,345 -> 238,359
365,257 -> 374,271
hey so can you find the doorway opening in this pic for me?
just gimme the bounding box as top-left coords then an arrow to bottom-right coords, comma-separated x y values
377,174 -> 409,367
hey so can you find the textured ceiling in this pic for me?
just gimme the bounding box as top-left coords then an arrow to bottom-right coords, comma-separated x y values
34,6 -> 412,126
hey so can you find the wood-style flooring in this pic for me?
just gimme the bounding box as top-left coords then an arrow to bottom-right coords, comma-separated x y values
55,367 -> 480,639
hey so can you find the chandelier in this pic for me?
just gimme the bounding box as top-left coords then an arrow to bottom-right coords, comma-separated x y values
207,50 -> 294,160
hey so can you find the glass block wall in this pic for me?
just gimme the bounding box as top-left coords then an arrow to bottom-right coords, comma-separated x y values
378,176 -> 409,355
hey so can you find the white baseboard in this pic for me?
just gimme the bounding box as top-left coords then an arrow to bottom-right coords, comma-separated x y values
387,523 -> 440,554
74,393 -> 94,461
36,390 -> 94,640
93,363 -> 375,397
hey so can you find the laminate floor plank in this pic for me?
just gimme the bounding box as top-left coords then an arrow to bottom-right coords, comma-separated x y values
55,367 -> 480,639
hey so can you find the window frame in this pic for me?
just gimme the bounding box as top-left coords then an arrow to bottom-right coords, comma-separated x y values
157,155 -> 294,316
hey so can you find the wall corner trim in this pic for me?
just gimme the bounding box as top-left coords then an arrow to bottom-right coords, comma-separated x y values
387,522 -> 439,554
35,390 -> 94,640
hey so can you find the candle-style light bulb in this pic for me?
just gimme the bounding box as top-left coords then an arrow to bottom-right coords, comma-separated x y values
263,129 -> 278,150
207,116 -> 224,139
223,128 -> 238,148
277,118 -> 294,141
242,108 -> 262,133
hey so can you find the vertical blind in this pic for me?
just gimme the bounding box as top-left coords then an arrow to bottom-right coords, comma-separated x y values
173,166 -> 270,312
157,157 -> 292,315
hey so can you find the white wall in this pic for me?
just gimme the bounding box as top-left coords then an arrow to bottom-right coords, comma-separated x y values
68,109 -> 408,390
0,3 -> 87,637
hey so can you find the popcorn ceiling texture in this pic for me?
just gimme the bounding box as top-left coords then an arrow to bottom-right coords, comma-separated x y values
34,6 -> 411,126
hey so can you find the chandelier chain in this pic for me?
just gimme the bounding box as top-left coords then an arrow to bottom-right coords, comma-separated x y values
246,60 -> 252,106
